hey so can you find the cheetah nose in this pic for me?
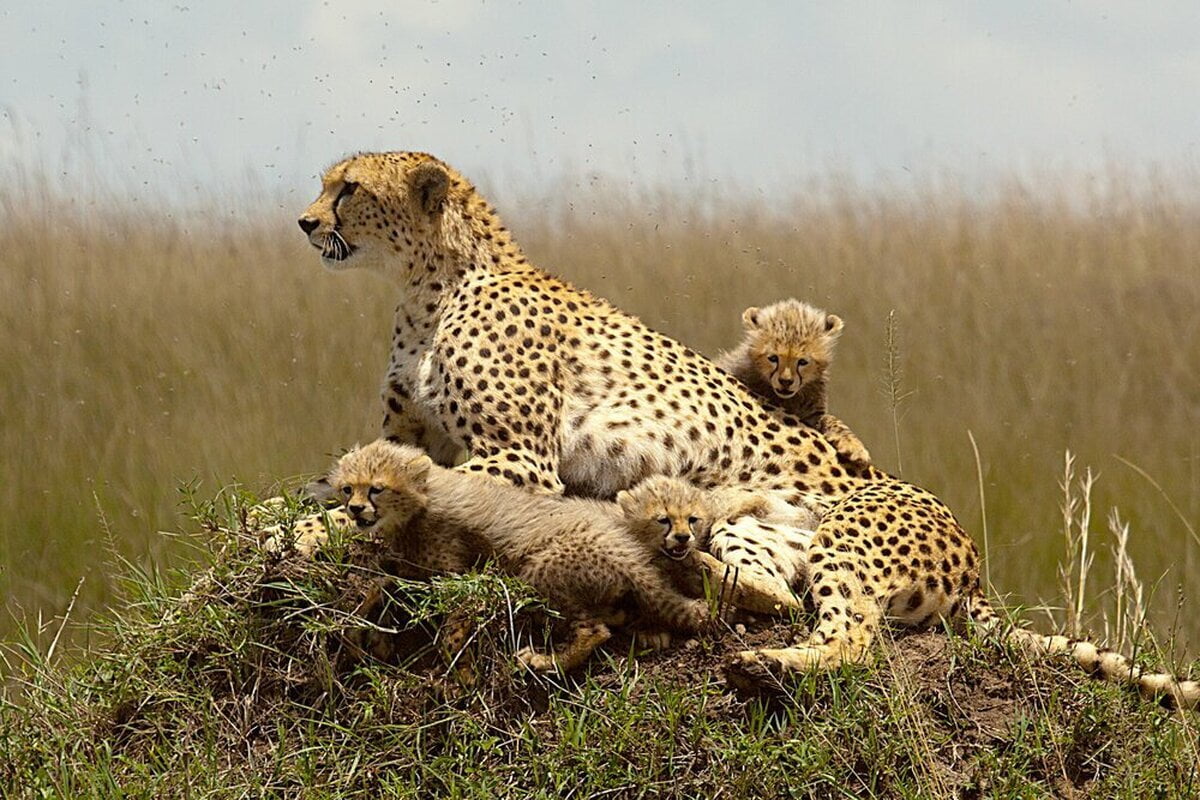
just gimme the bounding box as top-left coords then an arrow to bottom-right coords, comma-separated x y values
298,217 -> 319,234
672,533 -> 691,545
347,503 -> 366,516
777,376 -> 794,388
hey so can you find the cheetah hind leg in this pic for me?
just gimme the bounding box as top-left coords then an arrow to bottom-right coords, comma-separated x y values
515,619 -> 612,673
439,608 -> 480,687
704,515 -> 808,616
725,571 -> 882,688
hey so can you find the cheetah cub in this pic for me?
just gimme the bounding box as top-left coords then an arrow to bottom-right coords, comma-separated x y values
717,298 -> 871,465
616,476 -> 821,620
326,440 -> 713,672
616,476 -> 788,570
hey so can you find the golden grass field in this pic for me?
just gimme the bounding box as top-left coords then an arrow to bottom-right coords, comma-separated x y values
2,164 -> 1198,658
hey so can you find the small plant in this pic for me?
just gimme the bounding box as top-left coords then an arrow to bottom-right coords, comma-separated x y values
1058,451 -> 1097,638
1054,451 -> 1155,658
880,308 -> 915,477
1105,507 -> 1147,655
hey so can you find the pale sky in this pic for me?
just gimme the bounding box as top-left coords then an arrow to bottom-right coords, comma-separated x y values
2,1 -> 1198,204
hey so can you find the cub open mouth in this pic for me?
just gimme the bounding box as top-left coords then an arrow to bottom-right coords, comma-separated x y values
355,517 -> 375,529
661,543 -> 691,561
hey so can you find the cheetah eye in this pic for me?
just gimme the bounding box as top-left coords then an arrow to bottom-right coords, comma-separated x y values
368,486 -> 384,497
657,516 -> 670,526
766,355 -> 779,364
797,358 -> 810,367
341,485 -> 352,496
687,516 -> 699,526
335,181 -> 359,207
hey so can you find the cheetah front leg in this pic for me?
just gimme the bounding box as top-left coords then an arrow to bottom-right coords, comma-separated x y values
455,447 -> 565,495
627,562 -> 713,633
726,568 -> 883,687
705,516 -> 808,615
439,608 -> 479,686
430,338 -> 567,494
381,388 -> 462,466
260,506 -> 357,556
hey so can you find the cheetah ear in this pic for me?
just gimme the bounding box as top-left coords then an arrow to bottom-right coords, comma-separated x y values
741,307 -> 761,330
405,454 -> 434,485
615,490 -> 637,517
824,314 -> 844,335
410,162 -> 450,216
302,476 -> 337,505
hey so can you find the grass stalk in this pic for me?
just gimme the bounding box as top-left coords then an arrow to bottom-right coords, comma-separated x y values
967,430 -> 991,593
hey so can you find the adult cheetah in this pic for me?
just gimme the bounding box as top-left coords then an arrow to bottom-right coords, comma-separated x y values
296,151 -> 1198,707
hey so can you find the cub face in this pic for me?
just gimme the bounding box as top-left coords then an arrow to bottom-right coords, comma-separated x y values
741,301 -> 843,400
323,440 -> 434,531
616,476 -> 712,561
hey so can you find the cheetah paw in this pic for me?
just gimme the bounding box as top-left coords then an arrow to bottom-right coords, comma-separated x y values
723,649 -> 777,690
634,631 -> 672,651
245,496 -> 289,529
837,441 -> 872,466
724,646 -> 830,690
514,647 -> 557,673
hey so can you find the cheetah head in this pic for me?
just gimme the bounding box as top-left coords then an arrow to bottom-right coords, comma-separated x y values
741,299 -> 843,400
297,151 -> 463,276
323,440 -> 433,532
616,475 -> 712,561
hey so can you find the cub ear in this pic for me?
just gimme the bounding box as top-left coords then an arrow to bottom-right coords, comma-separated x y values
406,454 -> 434,484
824,314 -> 844,335
410,162 -> 450,216
741,307 -> 761,330
303,476 -> 338,505
615,490 -> 637,517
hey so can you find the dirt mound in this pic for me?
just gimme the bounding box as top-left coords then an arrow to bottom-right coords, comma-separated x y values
169,530 -> 1172,744
7,520 -> 1195,798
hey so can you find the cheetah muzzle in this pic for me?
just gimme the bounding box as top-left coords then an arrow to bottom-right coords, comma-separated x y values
321,230 -> 355,263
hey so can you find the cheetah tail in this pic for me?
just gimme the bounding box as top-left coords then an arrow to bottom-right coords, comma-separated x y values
966,595 -> 1199,711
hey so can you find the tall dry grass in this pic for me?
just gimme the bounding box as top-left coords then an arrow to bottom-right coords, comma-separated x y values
2,164 -> 1198,655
